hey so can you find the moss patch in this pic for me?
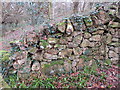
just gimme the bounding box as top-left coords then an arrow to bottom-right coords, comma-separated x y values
43,60 -> 64,69
0,50 -> 10,61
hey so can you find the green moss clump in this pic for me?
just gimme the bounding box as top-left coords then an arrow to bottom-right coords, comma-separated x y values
54,44 -> 60,48
104,59 -> 111,65
79,55 -> 91,61
0,50 -> 10,61
40,40 -> 49,48
43,60 -> 64,69
2,53 -> 10,61
109,42 -> 120,47
56,22 -> 66,26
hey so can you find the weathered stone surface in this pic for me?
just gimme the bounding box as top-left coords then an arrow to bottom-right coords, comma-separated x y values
66,19 -> 74,35
48,38 -> 58,44
72,61 -> 77,67
57,20 -> 66,33
93,55 -> 104,60
109,22 -> 120,28
13,62 -> 20,69
45,49 -> 58,55
92,30 -> 104,35
41,61 -> 64,75
112,38 -> 119,42
59,38 -> 68,45
84,32 -> 91,39
69,55 -> 79,61
72,67 -> 77,72
96,10 -> 110,24
109,28 -> 116,35
65,36 -> 73,42
90,13 -> 101,26
70,16 -> 86,31
114,47 -> 119,54
18,59 -> 26,65
72,31 -> 82,37
53,65 -> 65,74
80,39 -> 91,47
109,9 -> 116,16
46,44 -> 53,49
59,49 -> 73,58
112,29 -> 119,38
18,72 -> 30,80
44,53 -> 58,59
73,47 -> 83,55
64,61 -> 72,72
109,46 -> 115,51
19,65 -> 31,73
83,16 -> 93,27
68,42 -> 78,48
110,58 -> 119,64
28,47 -> 38,54
32,61 -> 41,71
52,33 -> 63,38
89,35 -> 101,41
56,45 -> 67,51
106,33 -> 112,44
109,42 -> 120,47
12,51 -> 27,60
73,35 -> 83,45
108,50 -> 118,58
99,45 -> 105,55
97,26 -> 106,30
25,32 -> 38,43
32,52 -> 43,61
76,59 -> 84,70
83,49 -> 92,55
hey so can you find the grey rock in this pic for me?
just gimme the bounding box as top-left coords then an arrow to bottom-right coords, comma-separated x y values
89,35 -> 101,41
72,31 -> 82,37
64,61 -> 72,72
32,61 -> 41,71
68,42 -> 78,48
92,30 -> 104,35
81,39 -> 91,47
58,49 -> 73,58
73,47 -> 83,55
106,33 -> 112,44
109,50 -> 118,58
84,32 -> 91,39
44,53 -> 58,59
72,61 -> 77,67
48,38 -> 58,44
73,35 -> 83,45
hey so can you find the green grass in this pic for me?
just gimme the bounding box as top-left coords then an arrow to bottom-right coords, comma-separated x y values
0,50 -> 10,61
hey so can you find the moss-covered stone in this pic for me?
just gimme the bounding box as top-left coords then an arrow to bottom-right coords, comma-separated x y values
108,42 -> 120,47
43,60 -> 64,69
57,20 -> 67,33
48,38 -> 58,44
83,16 -> 93,27
109,22 -> 120,28
42,60 -> 65,75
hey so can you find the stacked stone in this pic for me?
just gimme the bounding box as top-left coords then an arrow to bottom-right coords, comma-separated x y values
8,3 -> 119,78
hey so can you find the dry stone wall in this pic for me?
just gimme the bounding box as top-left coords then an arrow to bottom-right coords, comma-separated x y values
6,3 -> 119,78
